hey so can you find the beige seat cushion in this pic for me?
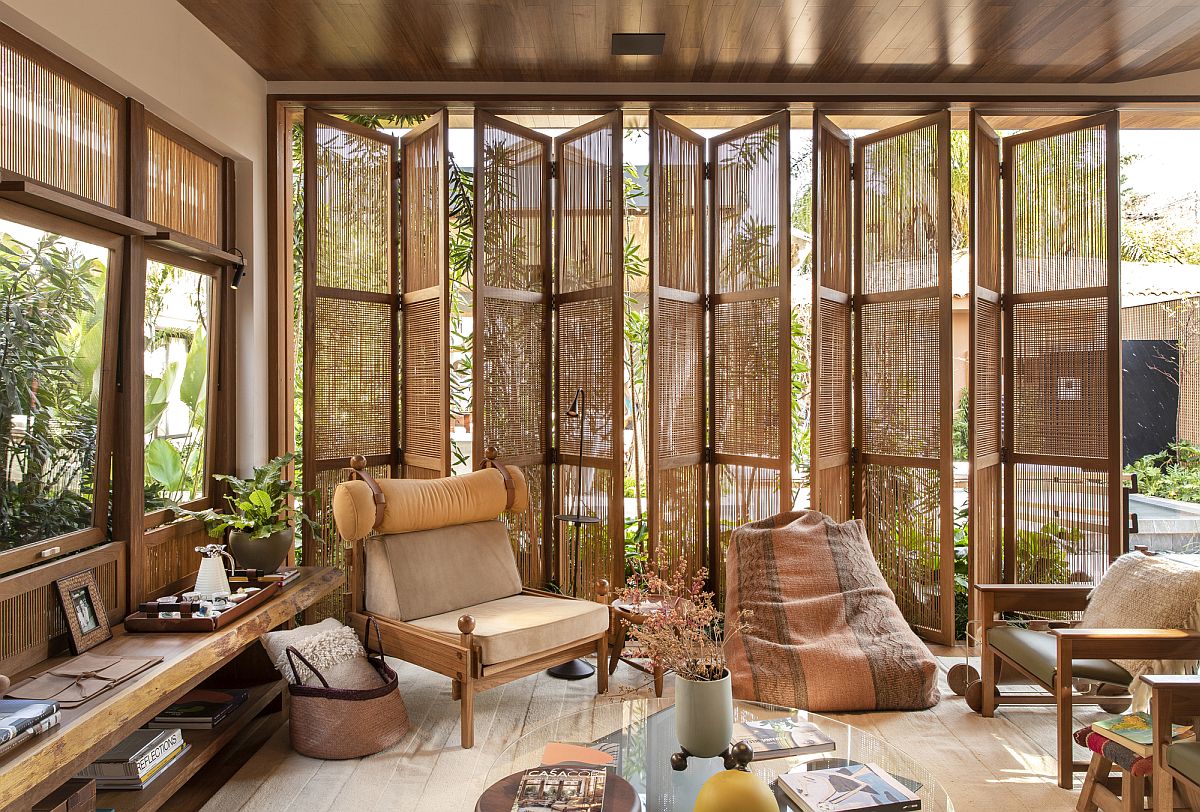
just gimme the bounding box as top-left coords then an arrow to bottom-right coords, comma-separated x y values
365,520 -> 523,621
408,594 -> 610,666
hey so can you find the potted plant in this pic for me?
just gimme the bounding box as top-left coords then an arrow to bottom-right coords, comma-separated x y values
175,453 -> 312,575
616,558 -> 751,762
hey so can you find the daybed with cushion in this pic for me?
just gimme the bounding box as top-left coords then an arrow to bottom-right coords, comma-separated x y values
332,455 -> 611,749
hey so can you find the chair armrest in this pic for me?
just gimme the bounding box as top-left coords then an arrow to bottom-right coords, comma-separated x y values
1052,628 -> 1200,661
975,583 -> 1093,614
1142,675 -> 1200,690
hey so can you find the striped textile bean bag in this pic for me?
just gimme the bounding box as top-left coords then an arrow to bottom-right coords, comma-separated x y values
724,510 -> 940,712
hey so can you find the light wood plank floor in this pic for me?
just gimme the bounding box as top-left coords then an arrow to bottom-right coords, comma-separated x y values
200,648 -> 1105,811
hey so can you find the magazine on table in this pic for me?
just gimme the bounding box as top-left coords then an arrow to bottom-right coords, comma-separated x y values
510,766 -> 607,812
733,714 -> 836,759
0,700 -> 59,746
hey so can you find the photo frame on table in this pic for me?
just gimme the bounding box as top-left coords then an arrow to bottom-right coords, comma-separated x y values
54,571 -> 112,654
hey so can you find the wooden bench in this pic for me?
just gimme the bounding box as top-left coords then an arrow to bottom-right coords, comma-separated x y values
0,566 -> 343,812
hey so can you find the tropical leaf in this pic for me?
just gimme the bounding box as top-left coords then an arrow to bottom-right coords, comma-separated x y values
178,328 -> 208,412
144,362 -> 179,434
146,438 -> 184,489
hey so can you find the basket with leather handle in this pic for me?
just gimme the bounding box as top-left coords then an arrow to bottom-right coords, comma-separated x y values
284,617 -> 409,759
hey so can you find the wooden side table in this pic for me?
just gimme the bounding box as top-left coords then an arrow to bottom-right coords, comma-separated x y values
608,598 -> 666,698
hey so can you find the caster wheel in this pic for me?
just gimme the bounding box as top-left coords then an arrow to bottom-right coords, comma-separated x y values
948,663 -> 980,696
964,679 -> 998,713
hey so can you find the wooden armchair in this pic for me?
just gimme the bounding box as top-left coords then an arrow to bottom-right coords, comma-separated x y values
1146,675 -> 1200,811
332,456 -> 612,749
975,582 -> 1200,790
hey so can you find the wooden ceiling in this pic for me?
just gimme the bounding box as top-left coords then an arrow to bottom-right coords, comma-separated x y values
178,0 -> 1200,85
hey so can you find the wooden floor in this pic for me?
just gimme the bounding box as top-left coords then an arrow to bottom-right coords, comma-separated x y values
199,647 -> 1104,811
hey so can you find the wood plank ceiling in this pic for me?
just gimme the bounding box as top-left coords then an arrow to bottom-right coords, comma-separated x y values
178,0 -> 1200,85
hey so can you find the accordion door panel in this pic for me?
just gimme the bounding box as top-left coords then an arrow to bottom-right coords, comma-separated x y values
853,111 -> 954,644
474,111 -> 552,587
648,112 -> 707,580
708,111 -> 790,597
302,110 -> 398,620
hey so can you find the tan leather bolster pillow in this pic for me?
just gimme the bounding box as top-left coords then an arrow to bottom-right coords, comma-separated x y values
332,466 -> 528,541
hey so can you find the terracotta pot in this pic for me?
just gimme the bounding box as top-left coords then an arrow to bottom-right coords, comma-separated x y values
228,528 -> 292,574
675,669 -> 733,758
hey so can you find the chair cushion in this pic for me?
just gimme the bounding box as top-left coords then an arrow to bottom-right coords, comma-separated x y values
408,594 -> 610,665
1168,742 -> 1200,785
365,520 -> 522,621
988,625 -> 1131,687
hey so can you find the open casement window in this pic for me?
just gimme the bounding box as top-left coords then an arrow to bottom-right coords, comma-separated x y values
810,113 -> 853,522
854,112 -> 954,645
302,111 -> 399,620
554,111 -> 625,596
647,112 -> 707,580
473,111 -> 553,588
400,111 -> 451,481
968,112 -> 1003,623
708,112 -> 792,594
1000,112 -> 1122,586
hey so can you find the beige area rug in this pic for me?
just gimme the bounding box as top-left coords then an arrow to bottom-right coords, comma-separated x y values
200,649 -> 1100,811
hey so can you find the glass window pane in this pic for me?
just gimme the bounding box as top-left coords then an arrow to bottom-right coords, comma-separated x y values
144,259 -> 212,510
0,219 -> 109,550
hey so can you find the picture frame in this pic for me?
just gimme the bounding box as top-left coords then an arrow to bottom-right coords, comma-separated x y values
54,571 -> 112,654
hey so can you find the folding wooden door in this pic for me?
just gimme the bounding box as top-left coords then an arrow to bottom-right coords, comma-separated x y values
554,111 -> 625,595
473,111 -> 553,588
301,110 -> 400,618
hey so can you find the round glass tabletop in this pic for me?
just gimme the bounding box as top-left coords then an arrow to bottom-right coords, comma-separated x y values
485,697 -> 954,812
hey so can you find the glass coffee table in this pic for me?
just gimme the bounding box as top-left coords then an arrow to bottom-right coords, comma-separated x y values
483,698 -> 953,812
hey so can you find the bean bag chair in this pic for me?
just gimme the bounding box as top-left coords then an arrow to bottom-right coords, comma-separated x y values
724,510 -> 940,711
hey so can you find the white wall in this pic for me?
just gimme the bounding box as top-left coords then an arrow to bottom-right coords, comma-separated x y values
0,0 -> 269,472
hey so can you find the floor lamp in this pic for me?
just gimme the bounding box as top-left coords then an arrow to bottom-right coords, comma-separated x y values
548,386 -> 601,680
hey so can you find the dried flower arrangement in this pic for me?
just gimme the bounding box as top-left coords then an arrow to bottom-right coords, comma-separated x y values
615,557 -> 752,683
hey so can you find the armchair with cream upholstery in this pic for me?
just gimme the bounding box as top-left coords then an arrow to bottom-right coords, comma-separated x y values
332,456 -> 611,749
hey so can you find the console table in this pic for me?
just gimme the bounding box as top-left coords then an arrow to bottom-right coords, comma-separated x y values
0,566 -> 343,812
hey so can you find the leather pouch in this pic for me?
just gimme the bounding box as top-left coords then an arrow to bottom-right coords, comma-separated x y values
6,653 -> 163,708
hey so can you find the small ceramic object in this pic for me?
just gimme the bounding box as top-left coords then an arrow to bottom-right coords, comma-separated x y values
194,544 -> 235,597
675,670 -> 734,759
158,595 -> 178,604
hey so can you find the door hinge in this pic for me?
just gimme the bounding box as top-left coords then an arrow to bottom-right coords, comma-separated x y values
704,447 -> 715,464
850,447 -> 859,464
703,294 -> 713,310
548,160 -> 558,180
393,159 -> 402,181
849,162 -> 856,181
396,294 -> 404,312
703,161 -> 713,180
998,160 -> 1005,177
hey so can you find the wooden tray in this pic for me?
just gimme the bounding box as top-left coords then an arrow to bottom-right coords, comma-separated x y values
124,581 -> 282,632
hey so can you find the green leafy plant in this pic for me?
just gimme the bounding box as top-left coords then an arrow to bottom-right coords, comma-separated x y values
952,388 -> 969,461
1125,441 -> 1200,504
175,453 -> 313,540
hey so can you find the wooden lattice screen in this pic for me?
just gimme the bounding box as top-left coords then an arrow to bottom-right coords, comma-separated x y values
554,111 -> 624,596
0,30 -> 122,208
401,111 -> 451,480
968,112 -> 1003,622
302,111 -> 398,620
474,111 -> 552,588
648,112 -> 707,579
810,113 -> 853,522
144,115 -> 223,246
709,111 -> 791,593
854,112 -> 954,644
1002,112 -> 1122,584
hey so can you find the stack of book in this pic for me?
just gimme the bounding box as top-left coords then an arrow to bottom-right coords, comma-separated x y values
0,699 -> 61,757
777,763 -> 922,812
1091,712 -> 1194,757
78,728 -> 189,791
147,688 -> 248,730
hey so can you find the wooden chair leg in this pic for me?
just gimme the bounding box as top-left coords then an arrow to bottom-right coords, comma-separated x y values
1152,770 -> 1174,812
981,641 -> 997,718
1122,773 -> 1145,812
460,680 -> 475,749
608,623 -> 624,675
1056,640 -> 1075,790
596,636 -> 609,695
451,679 -> 461,701
1077,753 -> 1109,812
653,666 -> 664,698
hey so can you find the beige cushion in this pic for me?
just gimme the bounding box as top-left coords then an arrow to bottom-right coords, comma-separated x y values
987,625 -> 1131,687
409,594 -> 610,665
365,520 -> 523,621
333,466 -> 528,541
261,618 -> 383,690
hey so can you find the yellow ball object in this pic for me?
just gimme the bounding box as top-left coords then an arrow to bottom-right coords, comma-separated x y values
693,767 -> 777,812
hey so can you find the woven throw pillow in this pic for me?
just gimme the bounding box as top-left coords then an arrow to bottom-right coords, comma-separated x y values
1081,552 -> 1200,695
261,618 -> 382,690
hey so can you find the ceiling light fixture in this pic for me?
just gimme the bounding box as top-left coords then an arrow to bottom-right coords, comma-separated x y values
611,33 -> 666,56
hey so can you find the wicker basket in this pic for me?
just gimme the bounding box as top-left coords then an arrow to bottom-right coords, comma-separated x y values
285,618 -> 409,759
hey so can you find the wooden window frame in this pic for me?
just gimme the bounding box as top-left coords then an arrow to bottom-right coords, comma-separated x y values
0,199 -> 125,577
141,244 -> 224,530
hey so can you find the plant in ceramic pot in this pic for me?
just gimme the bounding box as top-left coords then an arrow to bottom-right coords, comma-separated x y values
175,453 -> 312,575
616,557 -> 751,765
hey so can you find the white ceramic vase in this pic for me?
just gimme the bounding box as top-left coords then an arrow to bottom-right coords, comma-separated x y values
675,669 -> 733,758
